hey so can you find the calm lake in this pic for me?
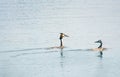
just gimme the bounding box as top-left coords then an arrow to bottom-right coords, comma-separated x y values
0,0 -> 120,77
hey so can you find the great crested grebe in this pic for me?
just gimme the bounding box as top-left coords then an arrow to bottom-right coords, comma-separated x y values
59,33 -> 69,47
94,40 -> 104,56
48,33 -> 69,49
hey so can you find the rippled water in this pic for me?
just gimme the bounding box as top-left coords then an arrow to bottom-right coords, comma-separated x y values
0,0 -> 120,77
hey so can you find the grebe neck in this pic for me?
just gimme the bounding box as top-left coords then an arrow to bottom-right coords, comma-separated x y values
60,39 -> 63,47
98,42 -> 102,48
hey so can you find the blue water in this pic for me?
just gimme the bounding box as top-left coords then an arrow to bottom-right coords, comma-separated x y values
0,0 -> 120,77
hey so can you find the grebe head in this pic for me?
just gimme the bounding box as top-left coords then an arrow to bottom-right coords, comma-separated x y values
95,40 -> 102,43
59,33 -> 69,40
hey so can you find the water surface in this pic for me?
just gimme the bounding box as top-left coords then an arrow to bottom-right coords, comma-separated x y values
0,0 -> 120,77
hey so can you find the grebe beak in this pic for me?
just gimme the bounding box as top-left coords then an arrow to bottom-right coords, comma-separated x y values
95,41 -> 99,43
64,34 -> 69,37
95,40 -> 102,43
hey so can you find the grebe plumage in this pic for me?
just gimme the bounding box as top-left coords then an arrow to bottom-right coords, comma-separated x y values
48,33 -> 69,49
59,33 -> 69,47
94,40 -> 104,56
